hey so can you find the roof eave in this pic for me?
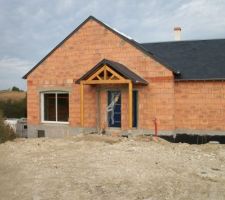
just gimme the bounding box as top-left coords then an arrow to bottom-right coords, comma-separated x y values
175,78 -> 225,81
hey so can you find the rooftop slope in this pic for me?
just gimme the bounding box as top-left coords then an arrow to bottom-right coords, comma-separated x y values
141,39 -> 225,80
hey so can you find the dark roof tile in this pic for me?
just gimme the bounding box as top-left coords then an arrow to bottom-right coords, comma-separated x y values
141,39 -> 225,80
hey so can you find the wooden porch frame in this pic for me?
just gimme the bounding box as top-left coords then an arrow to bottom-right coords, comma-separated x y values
80,65 -> 133,129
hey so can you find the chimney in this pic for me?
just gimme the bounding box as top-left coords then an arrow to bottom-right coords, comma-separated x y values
174,27 -> 181,41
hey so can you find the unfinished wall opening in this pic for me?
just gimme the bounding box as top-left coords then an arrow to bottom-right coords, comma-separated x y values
37,130 -> 45,137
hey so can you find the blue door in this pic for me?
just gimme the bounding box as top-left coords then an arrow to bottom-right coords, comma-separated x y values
108,91 -> 121,127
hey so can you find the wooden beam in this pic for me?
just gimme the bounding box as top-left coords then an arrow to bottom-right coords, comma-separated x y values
128,81 -> 133,129
80,82 -> 84,127
97,75 -> 102,80
109,74 -> 115,80
87,67 -> 105,81
104,65 -> 107,80
85,64 -> 128,83
105,66 -> 125,80
83,80 -> 130,85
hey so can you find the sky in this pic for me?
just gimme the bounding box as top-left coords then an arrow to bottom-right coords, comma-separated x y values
0,0 -> 225,90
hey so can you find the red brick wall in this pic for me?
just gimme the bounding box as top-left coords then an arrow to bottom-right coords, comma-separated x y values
175,81 -> 225,131
26,18 -> 174,130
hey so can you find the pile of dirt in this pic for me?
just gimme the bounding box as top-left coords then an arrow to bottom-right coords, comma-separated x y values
71,134 -> 124,144
133,134 -> 170,144
0,135 -> 224,200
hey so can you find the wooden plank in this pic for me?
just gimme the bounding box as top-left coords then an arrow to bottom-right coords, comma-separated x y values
104,65 -> 107,80
109,74 -> 115,80
80,82 -> 84,127
85,64 -> 127,83
105,66 -> 125,80
87,67 -> 105,81
128,81 -> 133,129
97,75 -> 102,80
83,80 -> 130,84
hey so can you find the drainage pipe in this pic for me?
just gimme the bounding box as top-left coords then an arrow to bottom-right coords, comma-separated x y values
153,118 -> 158,137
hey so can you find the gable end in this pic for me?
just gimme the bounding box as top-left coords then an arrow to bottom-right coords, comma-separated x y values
23,16 -> 177,79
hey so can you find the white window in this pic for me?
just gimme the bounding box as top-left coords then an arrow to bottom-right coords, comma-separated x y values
41,92 -> 69,123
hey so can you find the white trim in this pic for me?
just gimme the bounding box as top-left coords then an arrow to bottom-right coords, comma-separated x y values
41,121 -> 69,125
41,91 -> 68,94
40,92 -> 69,123
41,93 -> 44,122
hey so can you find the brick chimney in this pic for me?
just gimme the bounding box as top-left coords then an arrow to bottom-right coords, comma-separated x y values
174,27 -> 181,41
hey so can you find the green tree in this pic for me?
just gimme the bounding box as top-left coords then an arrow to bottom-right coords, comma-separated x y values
11,86 -> 20,92
0,96 -> 27,118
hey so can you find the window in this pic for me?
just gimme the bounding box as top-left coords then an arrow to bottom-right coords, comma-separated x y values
41,92 -> 69,123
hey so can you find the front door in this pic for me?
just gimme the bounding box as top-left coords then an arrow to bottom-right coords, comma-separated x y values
107,91 -> 121,128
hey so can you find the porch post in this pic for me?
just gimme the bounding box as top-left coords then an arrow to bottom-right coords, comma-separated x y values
80,81 -> 84,127
128,81 -> 133,129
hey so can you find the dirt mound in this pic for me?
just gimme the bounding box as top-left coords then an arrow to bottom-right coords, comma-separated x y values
0,135 -> 225,200
133,135 -> 171,144
71,134 -> 124,144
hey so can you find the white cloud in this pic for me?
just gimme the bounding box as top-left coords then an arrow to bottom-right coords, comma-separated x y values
0,57 -> 31,71
0,57 -> 33,90
173,0 -> 225,40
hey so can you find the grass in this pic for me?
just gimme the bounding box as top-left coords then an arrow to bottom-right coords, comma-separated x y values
0,90 -> 27,118
0,91 -> 26,101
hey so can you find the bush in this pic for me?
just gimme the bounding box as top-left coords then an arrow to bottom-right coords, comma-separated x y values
0,97 -> 27,118
11,86 -> 20,92
0,111 -> 16,143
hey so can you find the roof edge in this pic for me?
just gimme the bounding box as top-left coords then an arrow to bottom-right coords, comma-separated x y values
141,38 -> 225,45
175,78 -> 225,81
23,16 -> 96,79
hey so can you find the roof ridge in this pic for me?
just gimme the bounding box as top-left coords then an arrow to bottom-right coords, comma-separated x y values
141,38 -> 225,45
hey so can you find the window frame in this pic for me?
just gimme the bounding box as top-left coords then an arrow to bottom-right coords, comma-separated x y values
41,91 -> 69,124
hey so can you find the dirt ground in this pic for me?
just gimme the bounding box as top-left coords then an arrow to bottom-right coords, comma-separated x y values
0,135 -> 225,200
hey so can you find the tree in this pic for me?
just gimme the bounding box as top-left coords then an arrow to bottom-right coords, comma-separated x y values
11,86 -> 20,92
0,97 -> 27,118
